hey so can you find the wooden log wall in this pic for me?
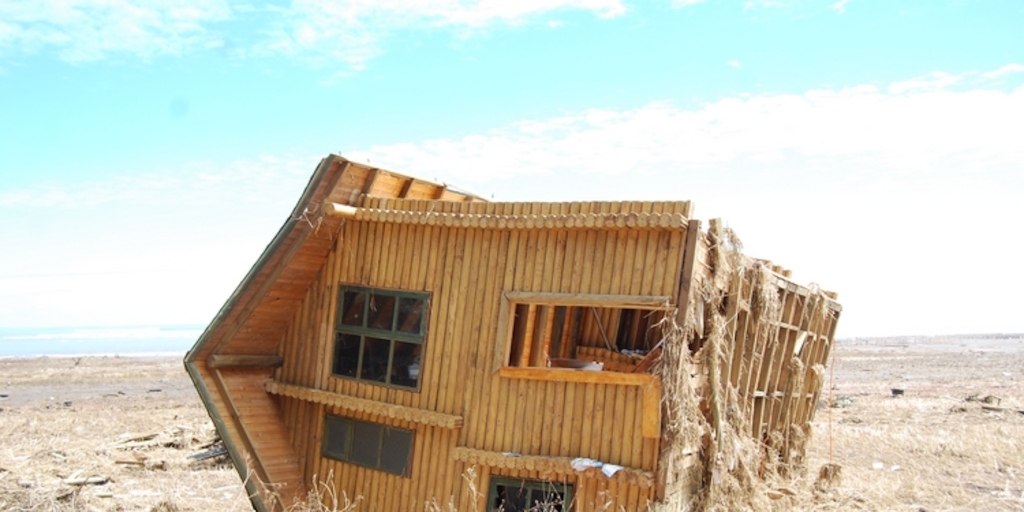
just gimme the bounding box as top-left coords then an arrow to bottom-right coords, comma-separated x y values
273,197 -> 692,511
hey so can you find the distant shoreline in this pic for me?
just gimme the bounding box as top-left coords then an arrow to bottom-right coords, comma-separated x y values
0,325 -> 202,358
0,351 -> 186,360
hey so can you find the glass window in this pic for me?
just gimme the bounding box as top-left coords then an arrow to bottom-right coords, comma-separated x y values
332,286 -> 429,390
489,477 -> 573,512
322,414 -> 415,477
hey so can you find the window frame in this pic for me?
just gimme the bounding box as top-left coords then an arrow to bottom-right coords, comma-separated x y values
493,291 -> 672,372
321,414 -> 415,477
332,285 -> 430,391
488,476 -> 574,512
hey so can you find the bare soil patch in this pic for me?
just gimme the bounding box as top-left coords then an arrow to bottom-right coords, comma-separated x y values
0,356 -> 245,511
802,336 -> 1024,511
1,336 -> 1022,511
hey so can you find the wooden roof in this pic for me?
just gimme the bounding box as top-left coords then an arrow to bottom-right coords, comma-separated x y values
186,155 -> 482,365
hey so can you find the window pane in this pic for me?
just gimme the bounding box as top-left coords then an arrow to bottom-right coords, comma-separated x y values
493,483 -> 528,512
380,428 -> 413,476
360,337 -> 390,383
350,421 -> 381,467
396,297 -> 425,334
490,480 -> 571,512
333,333 -> 361,378
530,488 -> 566,511
390,341 -> 422,388
341,291 -> 366,327
323,417 -> 351,461
367,294 -> 396,331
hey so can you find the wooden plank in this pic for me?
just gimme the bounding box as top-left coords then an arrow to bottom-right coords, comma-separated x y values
265,381 -> 463,429
498,367 -> 656,386
503,291 -> 673,309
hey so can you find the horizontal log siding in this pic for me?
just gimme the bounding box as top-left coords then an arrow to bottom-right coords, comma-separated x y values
276,198 -> 690,511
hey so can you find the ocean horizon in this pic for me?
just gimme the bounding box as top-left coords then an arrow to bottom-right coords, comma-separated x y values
0,325 -> 204,358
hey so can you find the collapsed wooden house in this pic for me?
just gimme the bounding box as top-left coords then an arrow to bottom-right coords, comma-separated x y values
185,154 -> 841,511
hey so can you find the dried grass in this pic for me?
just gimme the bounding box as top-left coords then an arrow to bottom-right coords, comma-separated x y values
3,338 -> 1022,512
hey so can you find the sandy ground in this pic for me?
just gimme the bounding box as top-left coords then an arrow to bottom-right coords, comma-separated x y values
0,357 -> 245,511
1,336 -> 1022,511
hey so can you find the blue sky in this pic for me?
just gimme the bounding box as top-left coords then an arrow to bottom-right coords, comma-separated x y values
1,0 -> 1022,338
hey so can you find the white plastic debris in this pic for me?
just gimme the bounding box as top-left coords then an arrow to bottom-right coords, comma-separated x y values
571,458 -> 603,471
872,462 -> 885,470
601,464 -> 624,477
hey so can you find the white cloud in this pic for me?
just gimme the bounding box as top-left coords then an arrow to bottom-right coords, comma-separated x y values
264,0 -> 626,70
830,0 -> 849,14
727,59 -> 740,68
0,0 -> 625,69
352,73 -> 1024,186
0,0 -> 232,62
0,154 -> 313,208
671,0 -> 707,7
888,71 -> 962,94
982,63 -> 1024,80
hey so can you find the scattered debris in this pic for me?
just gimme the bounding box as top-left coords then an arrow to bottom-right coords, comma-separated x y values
189,446 -> 227,462
832,395 -> 855,408
891,388 -> 905,397
981,404 -> 1024,414
965,394 -> 1001,405
64,475 -> 110,486
814,463 -> 842,492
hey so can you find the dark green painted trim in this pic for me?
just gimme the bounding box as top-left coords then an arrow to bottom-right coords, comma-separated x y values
184,360 -> 269,512
183,154 -> 342,512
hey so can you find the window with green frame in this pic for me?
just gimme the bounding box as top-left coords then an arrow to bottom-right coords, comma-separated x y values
322,414 -> 415,477
489,477 -> 573,512
332,286 -> 428,390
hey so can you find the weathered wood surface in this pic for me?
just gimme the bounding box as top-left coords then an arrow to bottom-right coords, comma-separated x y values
269,198 -> 691,511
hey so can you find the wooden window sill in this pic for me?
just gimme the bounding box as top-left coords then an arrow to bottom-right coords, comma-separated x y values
266,380 -> 462,430
452,447 -> 655,488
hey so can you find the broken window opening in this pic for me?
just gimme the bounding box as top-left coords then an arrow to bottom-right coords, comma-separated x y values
506,302 -> 667,372
489,477 -> 574,512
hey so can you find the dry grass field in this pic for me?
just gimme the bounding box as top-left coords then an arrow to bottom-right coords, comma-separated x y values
1,335 -> 1022,511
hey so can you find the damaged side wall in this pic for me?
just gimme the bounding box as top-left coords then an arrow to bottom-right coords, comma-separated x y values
657,219 -> 841,510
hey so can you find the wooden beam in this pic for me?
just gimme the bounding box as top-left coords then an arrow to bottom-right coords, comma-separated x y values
398,179 -> 414,198
451,446 -> 656,488
322,203 -> 689,231
504,292 -> 672,309
642,378 -> 662,438
361,168 -> 380,195
324,202 -> 357,219
265,380 -> 463,430
675,219 -> 702,326
499,367 -> 655,386
208,354 -> 284,369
